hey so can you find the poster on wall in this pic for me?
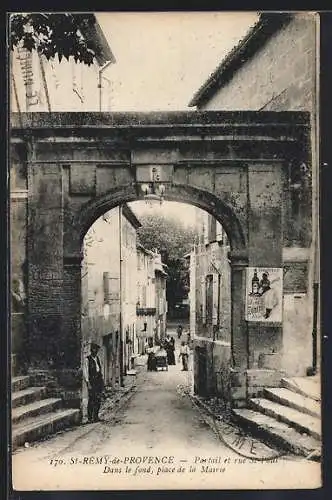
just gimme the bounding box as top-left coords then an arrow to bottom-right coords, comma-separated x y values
245,267 -> 283,323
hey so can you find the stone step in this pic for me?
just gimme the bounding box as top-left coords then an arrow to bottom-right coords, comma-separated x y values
233,408 -> 321,459
281,377 -> 320,402
12,409 -> 81,451
249,398 -> 321,440
12,398 -> 63,425
12,376 -> 31,393
264,388 -> 320,419
12,387 -> 47,409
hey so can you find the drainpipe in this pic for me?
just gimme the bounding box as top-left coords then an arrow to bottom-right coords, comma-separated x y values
310,283 -> 319,375
98,61 -> 112,112
119,205 -> 124,386
308,17 -> 320,377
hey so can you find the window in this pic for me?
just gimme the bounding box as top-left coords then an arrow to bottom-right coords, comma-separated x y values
208,216 -> 217,242
142,285 -> 147,307
216,222 -> 224,243
205,274 -> 213,325
103,272 -> 110,304
200,276 -> 206,324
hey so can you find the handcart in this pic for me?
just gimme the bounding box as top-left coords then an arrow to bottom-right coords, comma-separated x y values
155,349 -> 168,371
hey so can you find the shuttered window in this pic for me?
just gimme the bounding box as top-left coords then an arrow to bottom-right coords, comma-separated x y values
103,271 -> 110,304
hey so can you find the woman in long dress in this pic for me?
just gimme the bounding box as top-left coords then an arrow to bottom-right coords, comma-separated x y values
147,345 -> 156,371
165,335 -> 176,365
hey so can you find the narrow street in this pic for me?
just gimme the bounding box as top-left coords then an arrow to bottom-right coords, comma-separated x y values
12,330 -> 319,491
13,332 -> 232,457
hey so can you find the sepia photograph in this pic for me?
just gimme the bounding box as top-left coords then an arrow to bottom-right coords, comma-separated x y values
9,10 -> 321,491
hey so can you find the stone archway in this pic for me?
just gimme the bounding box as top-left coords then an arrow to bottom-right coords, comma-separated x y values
10,110 -> 310,409
70,182 -> 249,403
76,183 -> 247,251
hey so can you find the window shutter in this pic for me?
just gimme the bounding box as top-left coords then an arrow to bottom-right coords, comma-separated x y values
103,271 -> 110,304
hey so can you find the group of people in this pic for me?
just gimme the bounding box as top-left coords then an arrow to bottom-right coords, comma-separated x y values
146,334 -> 176,371
146,327 -> 191,372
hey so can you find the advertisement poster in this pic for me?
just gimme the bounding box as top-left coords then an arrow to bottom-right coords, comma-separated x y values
245,268 -> 283,323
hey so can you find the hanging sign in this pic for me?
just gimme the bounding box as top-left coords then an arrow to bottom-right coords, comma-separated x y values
245,267 -> 283,323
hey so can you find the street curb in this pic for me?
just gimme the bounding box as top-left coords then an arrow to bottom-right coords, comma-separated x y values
99,362 -> 148,422
187,391 -> 287,460
100,382 -> 137,422
189,393 -> 232,423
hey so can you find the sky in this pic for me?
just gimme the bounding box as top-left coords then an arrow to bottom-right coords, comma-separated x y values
96,12 -> 259,225
129,200 -> 199,228
97,12 -> 259,111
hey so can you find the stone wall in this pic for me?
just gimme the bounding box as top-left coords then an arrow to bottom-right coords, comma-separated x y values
10,143 -> 28,369
193,338 -> 231,402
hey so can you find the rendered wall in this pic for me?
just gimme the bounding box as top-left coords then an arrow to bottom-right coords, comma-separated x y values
197,14 -> 317,378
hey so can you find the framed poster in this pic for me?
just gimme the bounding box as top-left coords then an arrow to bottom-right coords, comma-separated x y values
245,267 -> 283,323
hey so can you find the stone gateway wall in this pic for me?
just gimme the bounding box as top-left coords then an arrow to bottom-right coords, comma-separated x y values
10,111 -> 310,408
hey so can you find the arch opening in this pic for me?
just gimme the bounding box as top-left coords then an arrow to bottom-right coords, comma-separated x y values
76,183 -> 247,256
80,189 -> 238,414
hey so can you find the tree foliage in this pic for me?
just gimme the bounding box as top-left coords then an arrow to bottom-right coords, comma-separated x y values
10,13 -> 99,65
137,214 -> 199,309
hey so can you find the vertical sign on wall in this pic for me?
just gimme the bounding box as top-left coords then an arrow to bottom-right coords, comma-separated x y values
245,267 -> 283,323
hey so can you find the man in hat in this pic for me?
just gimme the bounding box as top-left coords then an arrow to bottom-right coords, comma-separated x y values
83,342 -> 105,422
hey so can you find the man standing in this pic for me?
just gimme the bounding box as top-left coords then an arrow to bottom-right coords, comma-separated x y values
176,324 -> 183,339
179,341 -> 190,371
84,342 -> 104,423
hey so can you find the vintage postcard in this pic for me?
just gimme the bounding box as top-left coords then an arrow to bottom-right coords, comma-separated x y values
9,11 -> 321,491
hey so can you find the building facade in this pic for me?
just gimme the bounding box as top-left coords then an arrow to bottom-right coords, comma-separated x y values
121,206 -> 141,372
82,210 -> 121,388
189,12 -> 319,388
154,254 -> 168,342
81,204 -> 141,397
136,245 -> 168,350
10,14 -> 115,376
188,210 -> 232,396
10,14 -> 115,113
136,245 -> 157,352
